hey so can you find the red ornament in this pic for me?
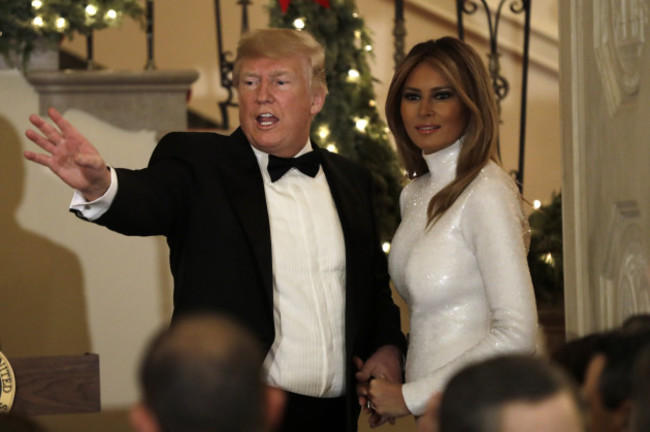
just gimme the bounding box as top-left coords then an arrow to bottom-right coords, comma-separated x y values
279,0 -> 331,14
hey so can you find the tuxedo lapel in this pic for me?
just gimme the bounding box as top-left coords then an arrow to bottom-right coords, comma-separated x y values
217,128 -> 274,304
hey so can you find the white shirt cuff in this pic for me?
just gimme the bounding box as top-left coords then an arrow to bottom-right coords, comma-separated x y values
69,167 -> 118,221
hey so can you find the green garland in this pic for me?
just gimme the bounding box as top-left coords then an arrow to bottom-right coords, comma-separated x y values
0,0 -> 143,70
527,192 -> 564,306
267,0 -> 403,244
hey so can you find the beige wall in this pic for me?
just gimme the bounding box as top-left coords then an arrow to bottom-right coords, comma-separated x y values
0,1 -> 559,431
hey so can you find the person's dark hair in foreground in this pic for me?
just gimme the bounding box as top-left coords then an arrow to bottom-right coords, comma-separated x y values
631,344 -> 650,432
438,355 -> 585,432
621,313 -> 650,334
130,313 -> 278,432
551,332 -> 603,385
582,328 -> 650,432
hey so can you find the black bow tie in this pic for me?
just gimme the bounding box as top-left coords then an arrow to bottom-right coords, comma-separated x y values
267,151 -> 321,182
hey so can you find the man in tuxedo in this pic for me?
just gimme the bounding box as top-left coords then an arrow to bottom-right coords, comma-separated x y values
24,28 -> 405,432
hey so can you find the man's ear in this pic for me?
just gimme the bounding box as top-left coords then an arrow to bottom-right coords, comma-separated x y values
129,402 -> 161,432
264,386 -> 287,432
310,89 -> 326,116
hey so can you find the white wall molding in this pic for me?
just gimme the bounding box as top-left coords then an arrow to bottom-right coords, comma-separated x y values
600,200 -> 649,328
560,0 -> 592,337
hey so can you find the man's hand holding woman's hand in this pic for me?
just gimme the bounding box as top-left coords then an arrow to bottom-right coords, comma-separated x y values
354,345 -> 409,428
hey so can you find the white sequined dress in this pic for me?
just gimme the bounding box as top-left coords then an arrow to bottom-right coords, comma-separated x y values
388,138 -> 538,415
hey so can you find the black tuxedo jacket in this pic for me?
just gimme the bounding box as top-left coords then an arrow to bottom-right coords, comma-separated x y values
95,127 -> 404,430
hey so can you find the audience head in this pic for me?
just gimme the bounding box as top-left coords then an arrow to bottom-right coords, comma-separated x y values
130,312 -> 283,432
551,332 -> 603,386
435,354 -> 585,432
630,345 -> 650,432
582,328 -> 650,432
621,313 -> 650,334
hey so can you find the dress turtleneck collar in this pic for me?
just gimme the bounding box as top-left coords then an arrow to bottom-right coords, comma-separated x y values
422,137 -> 463,187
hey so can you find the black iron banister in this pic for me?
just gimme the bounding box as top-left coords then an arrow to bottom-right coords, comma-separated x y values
240,0 -> 251,32
455,0 -> 532,192
394,0 -> 406,68
145,0 -> 156,70
517,1 -> 531,193
213,0 -> 251,130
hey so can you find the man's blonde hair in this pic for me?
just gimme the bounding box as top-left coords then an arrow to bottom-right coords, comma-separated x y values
233,28 -> 328,94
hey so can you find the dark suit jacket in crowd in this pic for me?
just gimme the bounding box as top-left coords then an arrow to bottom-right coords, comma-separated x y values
94,127 -> 405,431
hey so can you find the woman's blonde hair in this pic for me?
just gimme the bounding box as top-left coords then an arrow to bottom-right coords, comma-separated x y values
233,28 -> 328,95
385,37 -> 500,227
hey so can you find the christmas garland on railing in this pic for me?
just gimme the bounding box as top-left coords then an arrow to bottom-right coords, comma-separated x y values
527,192 -> 564,306
0,0 -> 143,69
278,0 -> 330,13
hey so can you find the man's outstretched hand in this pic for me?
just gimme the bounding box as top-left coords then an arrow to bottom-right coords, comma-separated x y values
24,107 -> 110,201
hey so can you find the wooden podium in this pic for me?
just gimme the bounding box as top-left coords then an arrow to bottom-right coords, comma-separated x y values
3,353 -> 100,415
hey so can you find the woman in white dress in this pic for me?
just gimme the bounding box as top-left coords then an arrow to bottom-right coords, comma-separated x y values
362,37 -> 538,422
